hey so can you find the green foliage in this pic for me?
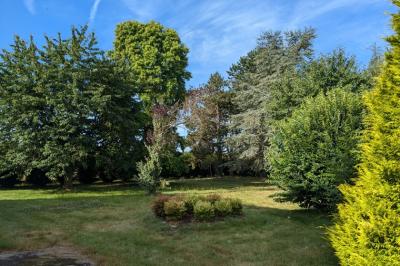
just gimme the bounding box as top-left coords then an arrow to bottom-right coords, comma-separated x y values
214,199 -> 233,217
183,194 -> 201,215
160,152 -> 189,177
153,194 -> 242,222
268,49 -> 371,122
152,195 -> 172,218
268,89 -> 363,210
227,198 -> 243,215
113,20 -> 191,107
163,197 -> 187,221
227,29 -> 316,174
194,200 -> 215,221
329,2 -> 400,264
137,145 -> 162,194
0,26 -> 143,188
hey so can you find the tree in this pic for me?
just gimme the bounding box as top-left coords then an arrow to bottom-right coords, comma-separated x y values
137,104 -> 178,193
113,20 -> 191,107
227,29 -> 315,174
184,73 -> 233,176
267,49 -> 371,122
113,21 -> 191,171
0,26 -> 143,188
268,89 -> 363,210
329,1 -> 400,264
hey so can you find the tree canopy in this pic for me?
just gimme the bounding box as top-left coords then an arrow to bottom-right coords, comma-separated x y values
113,20 -> 191,108
0,26 -> 144,187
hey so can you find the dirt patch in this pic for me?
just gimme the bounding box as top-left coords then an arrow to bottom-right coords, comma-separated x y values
0,246 -> 95,266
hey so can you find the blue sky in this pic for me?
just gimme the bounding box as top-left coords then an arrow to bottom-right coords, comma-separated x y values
0,0 -> 395,87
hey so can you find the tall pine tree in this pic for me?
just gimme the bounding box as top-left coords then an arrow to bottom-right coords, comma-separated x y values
329,1 -> 400,264
227,29 -> 315,174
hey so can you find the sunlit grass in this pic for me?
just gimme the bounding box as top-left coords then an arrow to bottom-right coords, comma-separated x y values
0,177 -> 338,265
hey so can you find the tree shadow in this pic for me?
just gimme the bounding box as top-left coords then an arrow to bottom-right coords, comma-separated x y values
168,176 -> 269,191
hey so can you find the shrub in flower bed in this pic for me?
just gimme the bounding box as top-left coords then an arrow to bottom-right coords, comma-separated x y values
184,194 -> 201,215
194,200 -> 214,221
152,194 -> 243,222
152,195 -> 171,218
164,198 -> 187,220
228,198 -> 243,215
214,198 -> 233,217
205,194 -> 221,204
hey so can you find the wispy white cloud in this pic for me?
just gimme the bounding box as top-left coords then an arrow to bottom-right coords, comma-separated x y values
24,0 -> 35,15
288,0 -> 382,28
89,0 -> 102,25
119,0 -> 391,85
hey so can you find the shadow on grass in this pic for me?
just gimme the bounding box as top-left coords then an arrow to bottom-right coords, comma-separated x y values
0,176 -> 269,199
0,181 -> 139,191
168,176 -> 268,191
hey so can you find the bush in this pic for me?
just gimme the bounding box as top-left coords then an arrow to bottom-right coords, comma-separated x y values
268,88 -> 363,210
194,200 -> 215,221
205,194 -> 221,204
152,195 -> 171,218
153,194 -> 243,222
184,195 -> 201,215
214,199 -> 233,217
228,198 -> 243,215
164,197 -> 187,220
26,168 -> 50,187
137,145 -> 162,194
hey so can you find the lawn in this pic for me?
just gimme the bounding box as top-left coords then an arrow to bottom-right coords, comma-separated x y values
0,177 -> 338,266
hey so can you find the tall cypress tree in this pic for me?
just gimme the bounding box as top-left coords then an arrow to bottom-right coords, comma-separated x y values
329,1 -> 400,264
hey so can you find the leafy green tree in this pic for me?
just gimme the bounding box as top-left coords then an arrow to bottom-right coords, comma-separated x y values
268,89 -> 363,210
113,20 -> 191,107
329,2 -> 400,264
0,26 -> 143,188
227,29 -> 315,174
113,21 -> 191,178
268,49 -> 371,122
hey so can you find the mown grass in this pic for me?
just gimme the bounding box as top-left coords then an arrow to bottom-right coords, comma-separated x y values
0,177 -> 338,265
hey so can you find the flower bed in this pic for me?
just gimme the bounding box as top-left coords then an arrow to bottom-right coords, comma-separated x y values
152,194 -> 243,222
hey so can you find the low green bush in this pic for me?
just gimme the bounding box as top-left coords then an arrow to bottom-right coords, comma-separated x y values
153,194 -> 243,222
214,199 -> 233,217
184,194 -> 201,215
164,197 -> 187,220
152,195 -> 171,218
194,200 -> 215,221
228,198 -> 243,215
